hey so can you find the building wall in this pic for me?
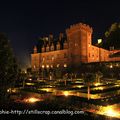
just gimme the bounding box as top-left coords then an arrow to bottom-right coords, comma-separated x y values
88,45 -> 100,62
66,23 -> 93,64
99,48 -> 109,62
109,50 -> 120,61
40,49 -> 69,69
31,23 -> 120,71
31,53 -> 41,71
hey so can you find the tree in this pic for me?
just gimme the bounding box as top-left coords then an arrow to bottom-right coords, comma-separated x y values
55,67 -> 62,79
95,71 -> 103,83
103,22 -> 120,49
0,33 -> 18,102
83,73 -> 96,100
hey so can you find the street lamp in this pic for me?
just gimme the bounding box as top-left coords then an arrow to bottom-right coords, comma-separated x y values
97,39 -> 102,62
63,64 -> 68,85
46,65 -> 50,79
110,64 -> 113,68
42,65 -> 44,81
109,64 -> 114,78
64,64 -> 67,74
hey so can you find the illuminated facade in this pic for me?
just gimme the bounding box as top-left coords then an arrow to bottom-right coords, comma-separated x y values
31,23 -> 120,71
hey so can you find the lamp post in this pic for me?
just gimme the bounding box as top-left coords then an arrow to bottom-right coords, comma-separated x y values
110,64 -> 113,78
64,64 -> 67,73
97,39 -> 102,62
64,64 -> 67,85
42,65 -> 44,81
46,65 -> 50,80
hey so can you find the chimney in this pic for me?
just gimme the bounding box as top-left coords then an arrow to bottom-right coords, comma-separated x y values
49,33 -> 53,45
59,33 -> 64,41
33,46 -> 37,53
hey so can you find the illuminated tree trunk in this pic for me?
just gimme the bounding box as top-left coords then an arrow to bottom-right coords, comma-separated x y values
64,73 -> 68,86
87,83 -> 90,100
23,79 -> 25,88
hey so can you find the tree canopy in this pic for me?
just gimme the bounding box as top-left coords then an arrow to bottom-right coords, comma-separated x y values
83,73 -> 96,85
0,33 -> 18,101
102,23 -> 120,50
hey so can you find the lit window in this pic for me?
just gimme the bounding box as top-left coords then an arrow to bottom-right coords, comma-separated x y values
34,65 -> 36,69
57,43 -> 60,50
52,56 -> 54,61
42,65 -> 44,68
46,65 -> 49,68
46,46 -> 49,52
64,64 -> 67,68
57,64 -> 60,67
51,45 -> 54,51
75,43 -> 78,47
42,57 -> 45,62
110,65 -> 113,68
51,65 -> 53,68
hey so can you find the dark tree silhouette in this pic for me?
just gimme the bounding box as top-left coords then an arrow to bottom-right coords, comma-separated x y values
103,23 -> 120,49
0,33 -> 18,102
83,73 -> 96,100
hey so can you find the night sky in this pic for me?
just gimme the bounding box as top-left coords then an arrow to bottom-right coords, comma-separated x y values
0,0 -> 120,69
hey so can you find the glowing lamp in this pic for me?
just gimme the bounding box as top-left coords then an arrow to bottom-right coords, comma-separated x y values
105,108 -> 119,117
46,65 -> 49,68
95,83 -> 100,86
64,64 -> 67,68
42,65 -> 45,68
98,39 -> 102,44
100,106 -> 120,118
25,97 -> 39,103
110,65 -> 113,68
63,91 -> 69,97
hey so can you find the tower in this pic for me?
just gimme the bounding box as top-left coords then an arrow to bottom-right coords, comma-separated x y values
66,23 -> 93,65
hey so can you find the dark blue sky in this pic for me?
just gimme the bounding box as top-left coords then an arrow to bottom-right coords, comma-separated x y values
0,0 -> 120,69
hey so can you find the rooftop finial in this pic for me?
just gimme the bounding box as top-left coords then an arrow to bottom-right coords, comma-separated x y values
33,46 -> 37,53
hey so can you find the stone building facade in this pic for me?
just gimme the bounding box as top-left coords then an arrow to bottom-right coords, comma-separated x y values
31,23 -> 120,73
